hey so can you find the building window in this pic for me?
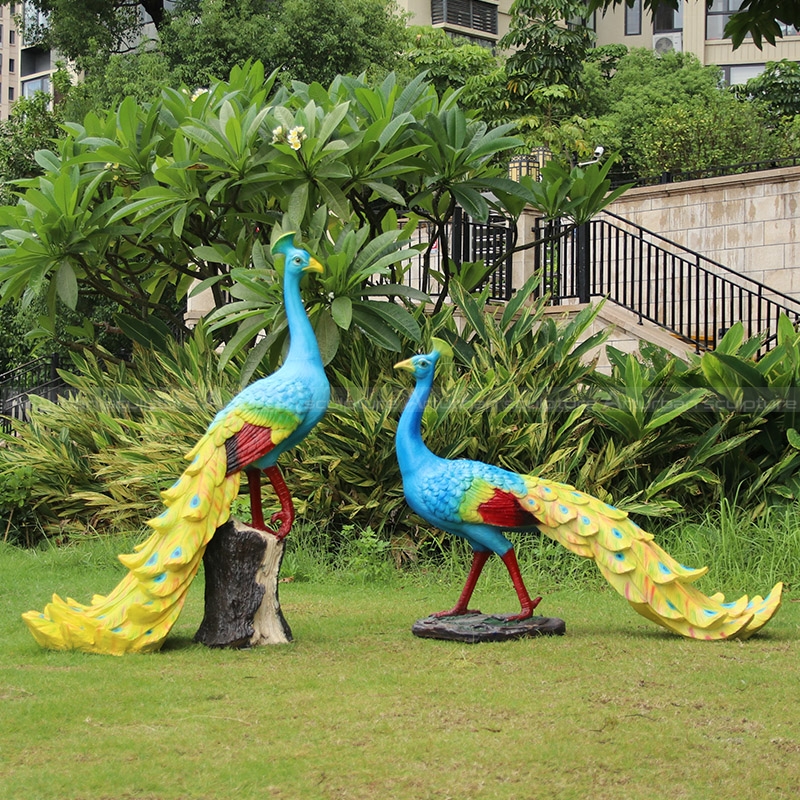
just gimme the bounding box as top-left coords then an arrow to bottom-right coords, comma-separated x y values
708,0 -> 799,39
8,57 -> 14,72
706,0 -> 742,39
22,75 -> 50,96
568,10 -> 596,30
8,86 -> 14,101
9,29 -> 15,45
625,0 -> 642,35
720,64 -> 765,84
430,0 -> 498,37
654,0 -> 683,32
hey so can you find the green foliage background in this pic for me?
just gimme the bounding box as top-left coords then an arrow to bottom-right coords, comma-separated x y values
4,286 -> 800,556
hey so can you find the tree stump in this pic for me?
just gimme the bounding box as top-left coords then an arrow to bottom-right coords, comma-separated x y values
194,518 -> 292,648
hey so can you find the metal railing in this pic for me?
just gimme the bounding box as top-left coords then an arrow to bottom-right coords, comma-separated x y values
609,155 -> 800,189
405,207 -> 515,301
533,211 -> 800,352
507,148 -> 800,189
1,354 -> 66,434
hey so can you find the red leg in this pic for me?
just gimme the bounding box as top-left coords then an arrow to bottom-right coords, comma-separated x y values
247,468 -> 267,531
500,548 -> 541,621
264,465 -> 294,540
432,551 -> 491,618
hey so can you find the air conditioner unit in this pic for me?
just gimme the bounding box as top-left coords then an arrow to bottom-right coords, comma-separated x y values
653,32 -> 683,55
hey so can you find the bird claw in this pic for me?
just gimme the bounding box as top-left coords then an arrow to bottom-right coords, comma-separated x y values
496,596 -> 542,622
269,510 -> 292,540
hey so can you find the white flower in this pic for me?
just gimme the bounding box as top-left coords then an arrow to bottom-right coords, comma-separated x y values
191,88 -> 208,101
271,125 -> 285,144
287,126 -> 306,151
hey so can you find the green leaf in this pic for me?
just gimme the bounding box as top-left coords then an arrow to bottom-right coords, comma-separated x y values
353,300 -> 421,341
313,308 -> 341,365
331,296 -> 353,330
449,282 -> 488,342
115,314 -> 171,350
193,244 -> 237,266
55,261 -> 79,310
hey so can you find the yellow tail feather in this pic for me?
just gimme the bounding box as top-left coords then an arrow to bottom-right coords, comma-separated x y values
523,477 -> 782,640
22,435 -> 240,655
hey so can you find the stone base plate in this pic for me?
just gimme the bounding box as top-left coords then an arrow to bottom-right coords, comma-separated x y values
412,613 -> 566,643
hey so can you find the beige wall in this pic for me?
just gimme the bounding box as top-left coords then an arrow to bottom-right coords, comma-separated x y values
0,5 -> 18,120
607,166 -> 800,298
595,0 -> 800,74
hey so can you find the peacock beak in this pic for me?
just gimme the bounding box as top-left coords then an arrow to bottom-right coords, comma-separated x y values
303,256 -> 324,274
394,358 -> 415,372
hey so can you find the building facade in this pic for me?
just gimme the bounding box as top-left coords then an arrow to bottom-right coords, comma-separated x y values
398,0 -> 515,45
593,0 -> 800,83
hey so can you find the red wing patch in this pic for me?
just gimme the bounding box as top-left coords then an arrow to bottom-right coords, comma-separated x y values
478,489 -> 538,528
225,423 -> 275,475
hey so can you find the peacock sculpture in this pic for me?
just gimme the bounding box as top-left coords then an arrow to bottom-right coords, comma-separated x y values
23,233 -> 330,655
394,344 -> 782,640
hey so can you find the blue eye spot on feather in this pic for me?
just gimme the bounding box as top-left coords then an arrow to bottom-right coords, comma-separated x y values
146,554 -> 158,567
615,553 -> 625,561
612,527 -> 623,538
667,600 -> 677,611
559,505 -> 569,515
170,547 -> 183,559
581,515 -> 591,525
190,494 -> 201,508
112,626 -> 123,633
658,562 -> 671,575
154,573 -> 167,584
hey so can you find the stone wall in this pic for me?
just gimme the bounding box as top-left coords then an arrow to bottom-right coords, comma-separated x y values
607,166 -> 800,298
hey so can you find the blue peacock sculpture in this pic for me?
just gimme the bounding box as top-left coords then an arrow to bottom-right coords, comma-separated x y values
394,345 -> 782,640
23,233 -> 330,655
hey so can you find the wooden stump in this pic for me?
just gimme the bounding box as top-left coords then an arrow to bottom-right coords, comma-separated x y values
194,518 -> 292,648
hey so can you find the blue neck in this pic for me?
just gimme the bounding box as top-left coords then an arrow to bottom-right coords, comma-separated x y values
283,271 -> 323,369
396,372 -> 434,474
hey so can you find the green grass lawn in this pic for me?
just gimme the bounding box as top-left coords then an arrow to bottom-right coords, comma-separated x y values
1,540 -> 798,800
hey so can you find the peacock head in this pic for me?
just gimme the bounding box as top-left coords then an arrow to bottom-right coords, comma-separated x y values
394,338 -> 452,381
271,231 -> 323,278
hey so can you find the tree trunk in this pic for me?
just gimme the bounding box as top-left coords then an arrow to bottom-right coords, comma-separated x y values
194,518 -> 292,648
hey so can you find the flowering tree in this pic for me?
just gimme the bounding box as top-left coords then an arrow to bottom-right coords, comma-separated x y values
0,61 -> 623,368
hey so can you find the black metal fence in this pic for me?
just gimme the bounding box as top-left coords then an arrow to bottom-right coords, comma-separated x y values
609,155 -> 800,190
406,207 -> 515,301
1,354 -> 66,434
533,212 -> 800,352
508,147 -> 800,190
